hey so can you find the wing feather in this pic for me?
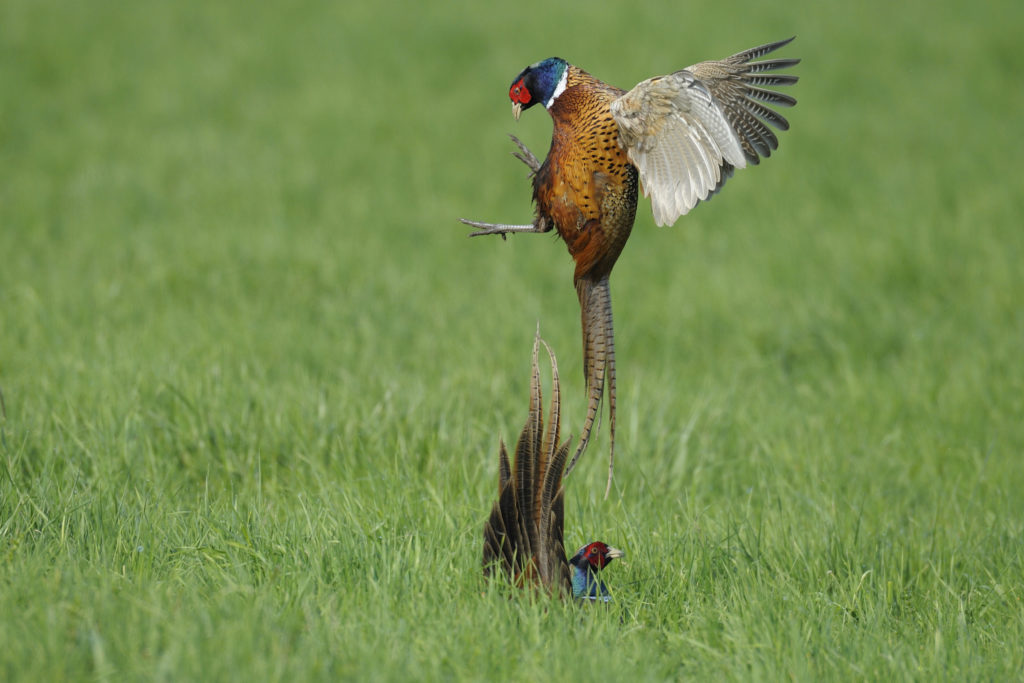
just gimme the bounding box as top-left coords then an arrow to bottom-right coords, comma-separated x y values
687,37 -> 800,163
610,37 -> 799,226
612,72 -> 745,226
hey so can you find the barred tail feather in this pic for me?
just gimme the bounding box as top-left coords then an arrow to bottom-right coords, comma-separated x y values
482,331 -> 573,595
565,276 -> 616,497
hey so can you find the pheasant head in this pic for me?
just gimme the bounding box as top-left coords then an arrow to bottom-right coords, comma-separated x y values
508,57 -> 568,120
569,541 -> 624,601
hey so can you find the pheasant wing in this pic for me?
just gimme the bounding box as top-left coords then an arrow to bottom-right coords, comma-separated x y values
686,37 -> 799,165
611,71 -> 746,227
610,37 -> 798,227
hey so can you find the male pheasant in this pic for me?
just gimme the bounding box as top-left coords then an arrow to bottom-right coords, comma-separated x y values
463,38 -> 799,495
482,333 -> 623,600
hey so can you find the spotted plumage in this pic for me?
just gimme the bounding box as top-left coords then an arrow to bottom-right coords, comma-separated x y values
463,38 -> 799,495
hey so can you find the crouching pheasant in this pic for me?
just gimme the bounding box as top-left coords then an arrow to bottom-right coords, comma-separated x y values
482,333 -> 623,600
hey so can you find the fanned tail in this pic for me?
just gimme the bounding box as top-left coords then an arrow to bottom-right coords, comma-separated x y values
482,331 -> 572,594
565,275 -> 616,498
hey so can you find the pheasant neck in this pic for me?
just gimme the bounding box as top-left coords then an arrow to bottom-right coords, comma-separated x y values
572,564 -> 611,601
544,67 -> 568,109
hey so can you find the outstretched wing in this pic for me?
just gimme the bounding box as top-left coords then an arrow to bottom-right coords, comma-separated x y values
688,37 -> 800,165
610,37 -> 799,227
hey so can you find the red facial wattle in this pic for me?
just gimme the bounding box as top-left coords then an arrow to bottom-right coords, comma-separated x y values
587,542 -> 608,568
509,78 -> 531,105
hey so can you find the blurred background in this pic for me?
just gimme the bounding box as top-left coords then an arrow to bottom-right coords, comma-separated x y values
3,0 -> 1020,483
1,0 -> 1022,676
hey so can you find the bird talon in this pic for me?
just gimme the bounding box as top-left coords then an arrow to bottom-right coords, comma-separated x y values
509,134 -> 541,174
460,217 -> 547,238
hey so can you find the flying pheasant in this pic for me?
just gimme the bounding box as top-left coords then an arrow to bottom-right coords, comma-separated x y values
462,38 -> 799,495
482,333 -> 623,600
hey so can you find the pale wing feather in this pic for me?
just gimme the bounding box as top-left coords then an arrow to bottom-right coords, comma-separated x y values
612,72 -> 745,227
611,37 -> 799,227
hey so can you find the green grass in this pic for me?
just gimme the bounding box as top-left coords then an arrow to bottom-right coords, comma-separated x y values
2,0 -> 1023,679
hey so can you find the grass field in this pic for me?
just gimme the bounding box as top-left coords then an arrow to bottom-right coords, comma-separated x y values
2,0 -> 1023,679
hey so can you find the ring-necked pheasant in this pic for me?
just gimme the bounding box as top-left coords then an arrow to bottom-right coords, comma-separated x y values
482,333 -> 623,601
462,38 -> 799,495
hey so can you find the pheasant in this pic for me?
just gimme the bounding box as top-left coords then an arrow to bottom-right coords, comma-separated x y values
482,333 -> 623,600
463,38 -> 799,495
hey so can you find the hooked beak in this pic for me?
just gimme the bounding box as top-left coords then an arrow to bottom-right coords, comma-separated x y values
605,546 -> 625,560
512,102 -> 523,121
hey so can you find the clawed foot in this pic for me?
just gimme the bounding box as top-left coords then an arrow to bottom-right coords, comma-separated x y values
509,134 -> 541,176
459,217 -> 549,239
460,135 -> 547,239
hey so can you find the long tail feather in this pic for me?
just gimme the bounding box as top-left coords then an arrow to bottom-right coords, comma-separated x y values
482,331 -> 573,594
565,276 -> 616,497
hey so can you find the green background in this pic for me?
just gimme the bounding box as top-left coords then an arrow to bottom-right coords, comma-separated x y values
2,0 -> 1022,679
